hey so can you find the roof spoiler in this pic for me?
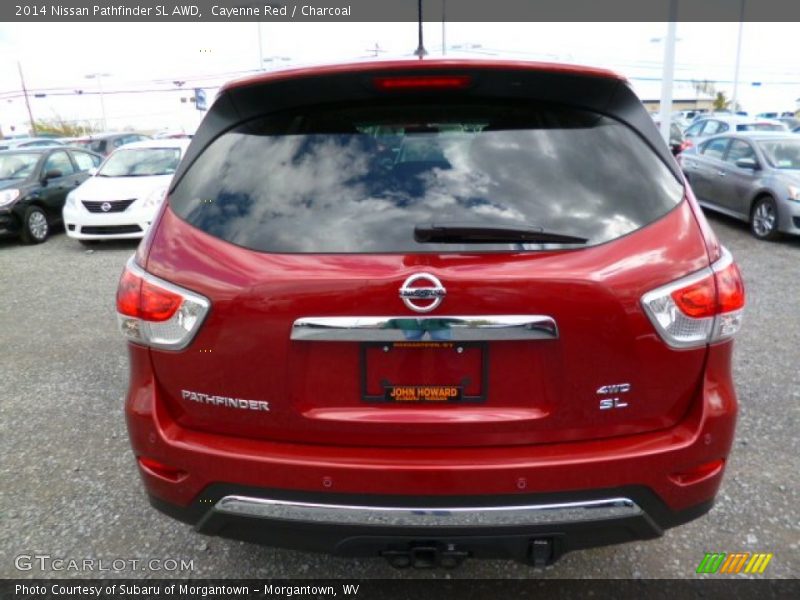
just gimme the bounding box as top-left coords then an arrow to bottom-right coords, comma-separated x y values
172,61 -> 678,189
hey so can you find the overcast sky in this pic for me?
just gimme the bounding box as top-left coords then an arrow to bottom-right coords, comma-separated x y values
1,21 -> 798,134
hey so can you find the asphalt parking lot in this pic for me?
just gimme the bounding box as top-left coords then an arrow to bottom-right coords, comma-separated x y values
0,212 -> 797,580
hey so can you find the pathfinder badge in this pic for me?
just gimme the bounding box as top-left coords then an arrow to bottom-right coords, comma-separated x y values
181,389 -> 270,412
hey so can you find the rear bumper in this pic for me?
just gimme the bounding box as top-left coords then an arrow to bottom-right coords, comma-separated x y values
149,484 -> 713,563
211,495 -> 639,527
125,342 -> 737,558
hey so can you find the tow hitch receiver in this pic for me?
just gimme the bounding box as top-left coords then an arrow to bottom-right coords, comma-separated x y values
381,543 -> 469,569
527,538 -> 555,568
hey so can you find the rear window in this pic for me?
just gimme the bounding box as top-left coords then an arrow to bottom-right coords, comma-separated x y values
169,102 -> 684,253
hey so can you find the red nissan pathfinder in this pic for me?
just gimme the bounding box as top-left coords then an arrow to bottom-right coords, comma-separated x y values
117,59 -> 745,568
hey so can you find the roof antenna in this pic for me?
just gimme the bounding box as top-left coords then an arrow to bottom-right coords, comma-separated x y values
414,0 -> 428,58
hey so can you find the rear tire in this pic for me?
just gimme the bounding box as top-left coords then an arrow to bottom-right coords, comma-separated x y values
750,196 -> 781,241
20,206 -> 49,244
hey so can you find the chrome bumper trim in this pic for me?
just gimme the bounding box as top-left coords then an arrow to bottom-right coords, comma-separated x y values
290,315 -> 558,342
213,496 -> 640,527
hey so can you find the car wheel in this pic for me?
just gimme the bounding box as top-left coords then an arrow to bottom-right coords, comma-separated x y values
750,196 -> 781,241
20,206 -> 49,244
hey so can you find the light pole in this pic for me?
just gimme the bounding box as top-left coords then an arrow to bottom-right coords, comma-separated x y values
85,72 -> 111,130
731,0 -> 745,113
256,22 -> 264,71
441,0 -> 446,56
651,0 -> 679,144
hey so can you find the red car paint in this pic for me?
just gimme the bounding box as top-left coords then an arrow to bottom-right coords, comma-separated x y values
119,59 -> 743,565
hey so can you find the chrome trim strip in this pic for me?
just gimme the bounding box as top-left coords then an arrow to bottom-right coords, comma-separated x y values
290,315 -> 558,342
213,496 -> 641,527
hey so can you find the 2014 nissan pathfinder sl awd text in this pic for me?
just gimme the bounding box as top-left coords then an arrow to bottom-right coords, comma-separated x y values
116,59 -> 745,568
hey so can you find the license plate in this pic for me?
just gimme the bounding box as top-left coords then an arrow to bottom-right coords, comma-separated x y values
362,342 -> 486,403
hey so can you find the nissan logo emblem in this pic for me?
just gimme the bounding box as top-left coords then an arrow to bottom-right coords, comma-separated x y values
399,273 -> 446,313
100,202 -> 112,212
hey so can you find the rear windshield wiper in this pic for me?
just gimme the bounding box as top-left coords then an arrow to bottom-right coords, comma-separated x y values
414,223 -> 588,245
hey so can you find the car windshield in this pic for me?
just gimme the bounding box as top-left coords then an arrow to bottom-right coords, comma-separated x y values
758,140 -> 800,170
0,153 -> 39,180
169,101 -> 684,253
737,123 -> 786,132
98,148 -> 181,177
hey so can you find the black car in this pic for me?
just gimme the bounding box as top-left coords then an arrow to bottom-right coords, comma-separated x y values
0,146 -> 103,244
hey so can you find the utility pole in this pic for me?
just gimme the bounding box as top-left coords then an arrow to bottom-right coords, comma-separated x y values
17,61 -> 36,136
441,0 -> 446,56
85,72 -> 111,130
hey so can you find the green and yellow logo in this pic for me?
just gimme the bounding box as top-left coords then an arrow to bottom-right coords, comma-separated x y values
696,552 -> 773,574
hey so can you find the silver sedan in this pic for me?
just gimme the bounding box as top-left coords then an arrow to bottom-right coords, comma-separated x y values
679,132 -> 800,240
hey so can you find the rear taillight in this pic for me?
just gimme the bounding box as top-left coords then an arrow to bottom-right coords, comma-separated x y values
641,248 -> 745,348
116,257 -> 210,350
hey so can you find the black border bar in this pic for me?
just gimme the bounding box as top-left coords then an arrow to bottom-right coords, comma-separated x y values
3,579 -> 799,599
5,0 -> 800,22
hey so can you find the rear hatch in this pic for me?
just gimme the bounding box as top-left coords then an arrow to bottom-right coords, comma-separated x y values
143,62 -> 712,448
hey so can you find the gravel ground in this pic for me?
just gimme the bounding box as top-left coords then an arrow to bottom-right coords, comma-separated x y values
0,212 -> 797,580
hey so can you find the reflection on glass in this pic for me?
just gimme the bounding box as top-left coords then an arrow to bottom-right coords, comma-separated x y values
170,102 -> 683,253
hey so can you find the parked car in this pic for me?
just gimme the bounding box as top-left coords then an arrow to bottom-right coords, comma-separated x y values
679,132 -> 800,240
71,132 -> 151,156
683,116 -> 787,147
0,137 -> 65,150
63,139 -> 189,244
153,130 -> 193,139
117,59 -> 745,568
0,146 -> 103,243
775,117 -> 800,130
653,117 -> 690,155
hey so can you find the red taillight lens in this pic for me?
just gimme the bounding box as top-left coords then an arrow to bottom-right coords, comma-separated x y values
669,260 -> 745,318
116,268 -> 142,318
373,75 -> 472,91
139,279 -> 182,321
116,266 -> 182,321
671,277 -> 716,318
715,262 -> 745,313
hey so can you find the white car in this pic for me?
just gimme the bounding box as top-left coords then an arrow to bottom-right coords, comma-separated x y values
63,139 -> 190,243
683,116 -> 787,146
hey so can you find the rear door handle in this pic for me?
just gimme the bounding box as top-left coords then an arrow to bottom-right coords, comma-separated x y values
717,170 -> 727,177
